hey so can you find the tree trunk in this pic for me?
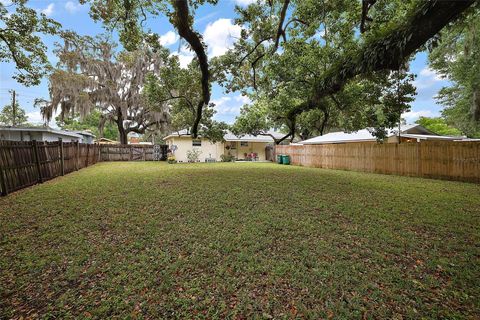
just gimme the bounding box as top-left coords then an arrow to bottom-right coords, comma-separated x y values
172,0 -> 210,138
116,120 -> 128,144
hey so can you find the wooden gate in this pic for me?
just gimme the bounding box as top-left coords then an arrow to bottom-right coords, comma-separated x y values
131,146 -> 146,161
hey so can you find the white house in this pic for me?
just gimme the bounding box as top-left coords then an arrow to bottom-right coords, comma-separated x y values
74,130 -> 96,144
300,124 -> 467,145
0,126 -> 95,143
164,130 -> 286,162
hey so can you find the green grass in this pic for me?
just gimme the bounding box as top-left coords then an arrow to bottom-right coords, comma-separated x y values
1,162 -> 479,319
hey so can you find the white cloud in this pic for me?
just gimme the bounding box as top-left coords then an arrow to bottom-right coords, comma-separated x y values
170,45 -> 195,68
235,0 -> 257,6
402,110 -> 434,123
65,1 -> 82,14
212,94 -> 250,117
203,18 -> 241,57
26,110 -> 58,127
26,111 -> 46,124
414,67 -> 443,89
41,3 -> 54,16
159,31 -> 179,46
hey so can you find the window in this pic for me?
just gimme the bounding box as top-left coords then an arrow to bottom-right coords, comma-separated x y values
240,141 -> 249,147
192,139 -> 201,147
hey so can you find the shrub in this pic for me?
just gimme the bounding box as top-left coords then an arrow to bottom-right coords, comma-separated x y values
186,149 -> 202,162
167,155 -> 177,164
220,154 -> 235,162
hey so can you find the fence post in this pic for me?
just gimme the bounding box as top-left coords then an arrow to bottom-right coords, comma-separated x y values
85,144 -> 90,167
0,142 -> 8,196
32,140 -> 43,183
59,138 -> 65,176
75,141 -> 79,170
130,145 -> 133,161
417,141 -> 422,177
143,146 -> 146,161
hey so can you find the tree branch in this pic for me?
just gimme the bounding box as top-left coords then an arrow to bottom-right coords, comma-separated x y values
172,0 -> 210,139
287,0 -> 475,120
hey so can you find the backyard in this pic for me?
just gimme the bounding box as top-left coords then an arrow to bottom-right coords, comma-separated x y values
0,162 -> 479,319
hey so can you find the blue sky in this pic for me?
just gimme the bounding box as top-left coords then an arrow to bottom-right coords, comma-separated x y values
0,0 -> 449,127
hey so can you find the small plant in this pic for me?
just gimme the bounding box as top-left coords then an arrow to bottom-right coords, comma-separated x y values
186,149 -> 202,162
167,155 -> 177,164
220,154 -> 235,162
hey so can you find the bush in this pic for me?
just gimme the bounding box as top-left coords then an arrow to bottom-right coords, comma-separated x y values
167,155 -> 177,164
186,149 -> 202,162
220,154 -> 235,162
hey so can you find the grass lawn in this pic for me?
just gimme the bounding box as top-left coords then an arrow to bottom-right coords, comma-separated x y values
0,162 -> 479,319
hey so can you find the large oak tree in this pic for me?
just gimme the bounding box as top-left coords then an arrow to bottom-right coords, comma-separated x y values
37,33 -> 170,144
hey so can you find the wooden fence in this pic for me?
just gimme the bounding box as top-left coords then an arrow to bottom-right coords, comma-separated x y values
0,140 -> 98,196
276,141 -> 480,183
0,141 -> 168,196
99,144 -> 167,161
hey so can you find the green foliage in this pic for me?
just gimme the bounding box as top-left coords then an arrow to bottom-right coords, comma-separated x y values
0,103 -> 28,126
415,117 -> 462,136
39,34 -> 170,144
55,110 -> 118,140
144,59 -> 229,142
0,0 -> 61,85
186,149 -> 202,163
220,154 -> 235,162
429,6 -> 480,138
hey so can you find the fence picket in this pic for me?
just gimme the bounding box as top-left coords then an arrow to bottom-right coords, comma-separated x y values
276,141 -> 480,183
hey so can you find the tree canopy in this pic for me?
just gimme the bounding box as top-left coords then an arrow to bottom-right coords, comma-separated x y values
37,33 -> 170,144
0,102 -> 28,126
415,117 -> 462,137
0,0 -> 60,86
55,110 -> 119,141
428,5 -> 480,138
216,0 -> 473,140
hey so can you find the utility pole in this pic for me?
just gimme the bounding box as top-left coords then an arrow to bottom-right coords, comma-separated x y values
10,90 -> 16,127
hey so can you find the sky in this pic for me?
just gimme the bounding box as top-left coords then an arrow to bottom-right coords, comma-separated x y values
0,0 -> 449,128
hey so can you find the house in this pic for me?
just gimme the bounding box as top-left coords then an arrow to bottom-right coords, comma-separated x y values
299,124 -> 467,145
74,130 -> 96,144
0,126 -> 92,143
163,130 -> 286,162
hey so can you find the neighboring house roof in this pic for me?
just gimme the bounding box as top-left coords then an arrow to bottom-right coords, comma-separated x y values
0,126 -> 83,139
300,124 -> 465,145
400,133 -> 465,141
74,130 -> 96,138
164,130 -> 286,143
95,137 -> 118,144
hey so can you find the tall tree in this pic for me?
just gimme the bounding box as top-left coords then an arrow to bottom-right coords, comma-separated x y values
0,0 -> 60,85
0,103 -> 28,126
37,33 -> 169,144
216,1 -> 474,139
85,0 -> 215,138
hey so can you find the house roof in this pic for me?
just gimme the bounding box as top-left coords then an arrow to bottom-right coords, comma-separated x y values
74,130 -> 96,137
300,124 -> 463,145
95,137 -> 118,144
400,133 -> 465,141
164,129 -> 286,143
0,126 -> 83,139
